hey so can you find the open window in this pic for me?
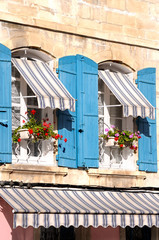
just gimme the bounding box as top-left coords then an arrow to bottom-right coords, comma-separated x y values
98,61 -> 138,170
12,48 -> 56,165
11,48 -> 75,166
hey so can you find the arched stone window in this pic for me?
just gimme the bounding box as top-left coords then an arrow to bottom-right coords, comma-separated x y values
11,47 -> 57,166
98,60 -> 137,170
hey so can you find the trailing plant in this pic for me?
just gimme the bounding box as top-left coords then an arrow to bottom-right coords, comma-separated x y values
12,109 -> 67,144
100,125 -> 141,153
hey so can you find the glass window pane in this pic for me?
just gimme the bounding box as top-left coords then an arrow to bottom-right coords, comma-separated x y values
110,106 -> 122,117
12,81 -> 20,104
98,106 -> 104,115
27,85 -> 38,106
12,65 -> 20,78
98,78 -> 104,92
98,93 -> 104,106
110,95 -> 122,117
110,118 -> 122,129
110,94 -> 120,105
12,106 -> 20,129
99,117 -> 104,135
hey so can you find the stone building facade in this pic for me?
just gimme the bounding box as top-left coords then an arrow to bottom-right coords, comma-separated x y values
0,0 -> 159,239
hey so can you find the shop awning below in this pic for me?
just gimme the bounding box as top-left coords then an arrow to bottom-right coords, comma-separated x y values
1,187 -> 159,229
98,70 -> 155,119
12,58 -> 75,111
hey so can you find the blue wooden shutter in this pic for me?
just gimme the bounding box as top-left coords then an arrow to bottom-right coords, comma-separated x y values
0,44 -> 12,163
136,68 -> 157,172
57,55 -> 99,168
76,55 -> 98,168
56,56 -> 77,168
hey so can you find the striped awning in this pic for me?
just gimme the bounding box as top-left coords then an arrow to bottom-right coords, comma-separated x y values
1,187 -> 159,229
99,70 -> 155,119
12,58 -> 75,111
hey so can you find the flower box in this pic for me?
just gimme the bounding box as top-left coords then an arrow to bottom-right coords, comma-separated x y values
18,129 -> 30,140
105,137 -> 115,147
100,125 -> 141,153
12,109 -> 67,145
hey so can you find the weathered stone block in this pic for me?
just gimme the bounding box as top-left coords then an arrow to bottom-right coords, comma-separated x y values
78,3 -> 91,19
107,0 -> 126,10
107,12 -> 136,28
126,0 -> 149,15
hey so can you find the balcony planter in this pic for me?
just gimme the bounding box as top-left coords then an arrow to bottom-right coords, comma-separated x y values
12,109 -> 67,144
105,137 -> 116,147
100,125 -> 141,153
18,129 -> 30,140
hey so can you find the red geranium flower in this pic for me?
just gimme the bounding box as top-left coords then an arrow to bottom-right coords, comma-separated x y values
45,133 -> 48,136
18,138 -> 21,142
114,137 -> 119,141
120,144 -> 123,148
22,120 -> 25,123
31,109 -> 36,115
28,129 -> 33,134
55,135 -> 59,139
64,138 -> 67,142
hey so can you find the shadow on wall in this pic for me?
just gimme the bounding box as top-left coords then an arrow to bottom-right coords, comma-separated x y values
137,117 -> 150,137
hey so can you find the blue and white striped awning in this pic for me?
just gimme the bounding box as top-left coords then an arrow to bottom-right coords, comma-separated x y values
1,187 -> 159,229
99,70 -> 155,119
12,58 -> 75,111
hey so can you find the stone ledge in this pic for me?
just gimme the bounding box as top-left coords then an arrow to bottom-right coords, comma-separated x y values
0,164 -> 68,183
88,169 -> 146,180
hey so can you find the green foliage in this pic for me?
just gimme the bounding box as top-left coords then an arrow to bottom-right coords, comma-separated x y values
100,125 -> 141,153
12,109 -> 67,143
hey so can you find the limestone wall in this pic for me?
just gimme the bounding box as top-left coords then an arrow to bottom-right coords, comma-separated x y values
0,0 -> 159,49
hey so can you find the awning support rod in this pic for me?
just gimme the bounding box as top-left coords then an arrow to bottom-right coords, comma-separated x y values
105,104 -> 122,107
12,96 -> 37,99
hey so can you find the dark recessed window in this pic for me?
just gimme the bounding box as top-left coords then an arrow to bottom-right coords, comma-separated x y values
40,226 -> 75,240
126,226 -> 151,240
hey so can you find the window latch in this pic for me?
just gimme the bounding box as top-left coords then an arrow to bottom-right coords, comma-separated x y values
0,122 -> 8,127
0,120 -> 8,128
78,129 -> 84,133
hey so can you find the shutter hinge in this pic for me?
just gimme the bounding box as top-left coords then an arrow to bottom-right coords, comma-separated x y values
80,56 -> 85,61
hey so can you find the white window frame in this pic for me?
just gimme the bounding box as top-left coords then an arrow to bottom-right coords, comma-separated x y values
98,72 -> 137,171
12,50 -> 57,166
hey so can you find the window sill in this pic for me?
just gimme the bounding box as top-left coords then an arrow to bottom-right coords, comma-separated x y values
88,169 -> 146,180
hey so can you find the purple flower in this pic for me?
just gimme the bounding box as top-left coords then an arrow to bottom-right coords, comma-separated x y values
105,128 -> 109,132
129,134 -> 133,139
115,133 -> 119,137
111,125 -> 115,129
122,132 -> 125,135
